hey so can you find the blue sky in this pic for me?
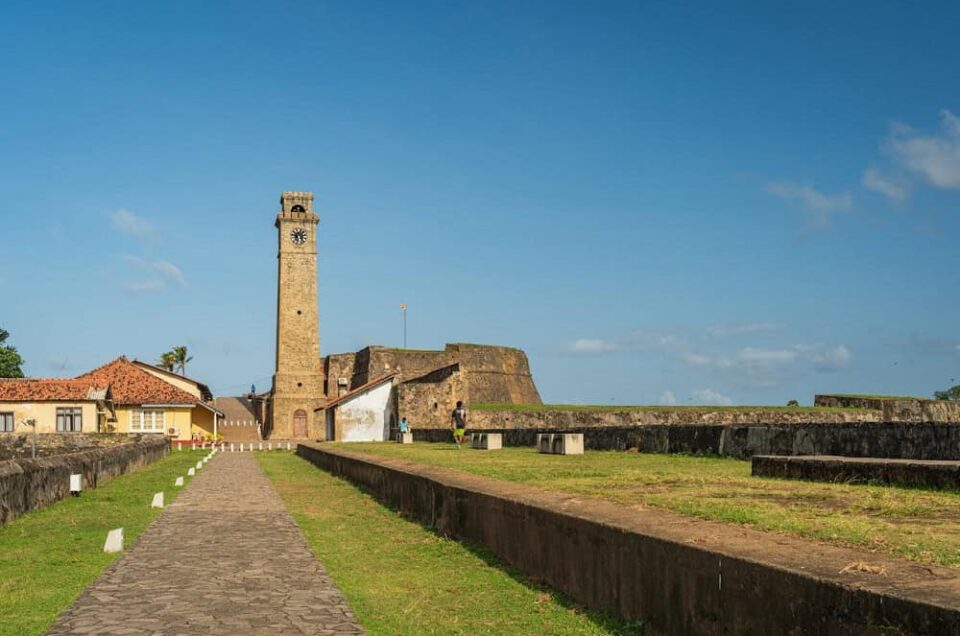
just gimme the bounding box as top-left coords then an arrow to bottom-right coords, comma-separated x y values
1,1 -> 958,405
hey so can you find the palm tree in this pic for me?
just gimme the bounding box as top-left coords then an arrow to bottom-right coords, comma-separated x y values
171,346 -> 193,376
157,351 -> 176,372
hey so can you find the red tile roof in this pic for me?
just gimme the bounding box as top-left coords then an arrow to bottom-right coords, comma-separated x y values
0,378 -> 108,402
77,356 -> 199,406
317,374 -> 396,411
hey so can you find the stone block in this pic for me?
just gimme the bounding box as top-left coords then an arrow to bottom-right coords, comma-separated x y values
175,476 -> 184,487
472,433 -> 502,450
552,433 -> 584,455
397,432 -> 413,444
187,467 -> 195,477
69,473 -> 82,495
196,461 -> 202,470
151,492 -> 164,508
537,433 -> 552,454
103,528 -> 123,553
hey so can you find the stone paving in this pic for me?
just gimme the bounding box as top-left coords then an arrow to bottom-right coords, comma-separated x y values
47,452 -> 364,635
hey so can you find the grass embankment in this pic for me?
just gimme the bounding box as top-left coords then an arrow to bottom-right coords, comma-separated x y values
340,444 -> 960,568
471,402 -> 867,413
0,449 -> 206,636
257,452 -> 642,636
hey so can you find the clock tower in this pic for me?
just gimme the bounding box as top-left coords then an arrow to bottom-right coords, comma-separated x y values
270,191 -> 325,439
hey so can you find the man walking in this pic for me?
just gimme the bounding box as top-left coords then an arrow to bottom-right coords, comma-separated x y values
451,401 -> 467,448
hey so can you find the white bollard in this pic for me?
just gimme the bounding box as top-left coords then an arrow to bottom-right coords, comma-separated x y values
230,443 -> 235,452
188,467 -> 195,477
151,492 -> 164,508
177,441 -> 182,451
196,461 -> 202,470
287,442 -> 291,450
268,442 -> 273,450
104,528 -> 124,553
69,473 -> 82,496
259,442 -> 263,451
175,476 -> 184,487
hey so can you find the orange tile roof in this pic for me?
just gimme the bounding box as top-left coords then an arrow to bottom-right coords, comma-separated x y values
317,373 -> 396,411
0,378 -> 108,402
77,356 -> 199,406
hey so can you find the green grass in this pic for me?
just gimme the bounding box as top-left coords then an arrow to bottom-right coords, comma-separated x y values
470,402 -> 868,413
339,443 -> 960,569
0,449 -> 206,636
257,452 -> 643,636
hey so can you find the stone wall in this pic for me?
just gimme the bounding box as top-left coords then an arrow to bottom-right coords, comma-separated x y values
413,422 -> 960,460
815,395 -> 960,423
458,406 -> 881,431
397,364 -> 465,430
0,432 -> 161,461
296,443 -> 960,635
0,436 -> 169,524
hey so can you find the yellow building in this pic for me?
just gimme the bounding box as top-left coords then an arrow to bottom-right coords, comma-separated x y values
0,356 -> 222,442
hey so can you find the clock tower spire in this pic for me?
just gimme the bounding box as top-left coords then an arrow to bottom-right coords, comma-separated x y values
269,191 -> 325,438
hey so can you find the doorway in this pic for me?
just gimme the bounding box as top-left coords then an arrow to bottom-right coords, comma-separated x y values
293,409 -> 308,438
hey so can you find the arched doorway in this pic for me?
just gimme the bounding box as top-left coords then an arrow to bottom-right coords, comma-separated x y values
293,409 -> 308,438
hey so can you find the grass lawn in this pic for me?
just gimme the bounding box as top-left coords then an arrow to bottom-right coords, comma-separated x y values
470,402 -> 867,413
0,449 -> 206,636
257,452 -> 643,636
339,443 -> 960,568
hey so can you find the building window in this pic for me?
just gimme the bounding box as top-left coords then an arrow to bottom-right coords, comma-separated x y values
56,407 -> 83,433
0,412 -> 13,433
130,409 -> 165,433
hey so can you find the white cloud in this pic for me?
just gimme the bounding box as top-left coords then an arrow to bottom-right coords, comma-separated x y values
766,181 -> 853,227
122,280 -> 165,294
118,255 -> 187,290
810,344 -> 853,371
111,209 -> 155,237
153,260 -> 186,288
681,353 -> 734,369
739,347 -> 799,363
691,388 -> 734,406
568,338 -> 618,354
861,168 -> 907,203
706,323 -> 781,338
658,391 -> 677,406
887,110 -> 960,189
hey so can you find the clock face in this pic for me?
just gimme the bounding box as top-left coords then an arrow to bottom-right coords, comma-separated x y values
290,228 -> 307,245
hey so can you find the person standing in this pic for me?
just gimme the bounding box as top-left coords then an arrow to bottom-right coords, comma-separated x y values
451,401 -> 467,448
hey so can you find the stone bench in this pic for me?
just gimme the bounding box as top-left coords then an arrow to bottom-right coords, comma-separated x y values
536,433 -> 584,455
470,433 -> 502,451
396,432 -> 413,445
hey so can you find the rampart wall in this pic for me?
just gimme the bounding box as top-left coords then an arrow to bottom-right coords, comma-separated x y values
297,443 -> 960,635
0,436 -> 169,524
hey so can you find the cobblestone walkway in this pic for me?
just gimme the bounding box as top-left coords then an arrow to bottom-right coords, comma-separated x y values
47,452 -> 364,635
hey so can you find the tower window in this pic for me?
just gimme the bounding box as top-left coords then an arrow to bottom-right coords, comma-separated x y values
297,382 -> 303,388
297,310 -> 302,315
291,204 -> 305,213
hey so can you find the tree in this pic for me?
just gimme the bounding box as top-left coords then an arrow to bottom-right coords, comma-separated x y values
157,351 -> 176,372
171,345 -> 193,376
934,385 -> 960,401
0,328 -> 24,378
786,400 -> 800,407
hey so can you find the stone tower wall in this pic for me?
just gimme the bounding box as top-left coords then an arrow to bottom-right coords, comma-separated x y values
271,191 -> 326,439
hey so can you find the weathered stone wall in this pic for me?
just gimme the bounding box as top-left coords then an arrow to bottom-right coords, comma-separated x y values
397,364 -> 466,429
413,422 -> 960,460
0,432 -> 160,461
815,395 -> 960,423
321,343 -> 540,405
752,455 -> 960,490
0,436 -> 169,524
448,343 -> 541,404
297,443 -> 960,635
465,407 -> 882,430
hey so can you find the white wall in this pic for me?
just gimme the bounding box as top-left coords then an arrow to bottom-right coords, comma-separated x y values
336,382 -> 394,442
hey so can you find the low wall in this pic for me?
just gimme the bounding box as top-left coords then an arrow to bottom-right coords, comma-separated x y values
753,455 -> 960,490
413,422 -> 960,460
297,443 -> 960,635
0,437 -> 169,524
815,395 -> 960,423
0,432 -> 160,461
